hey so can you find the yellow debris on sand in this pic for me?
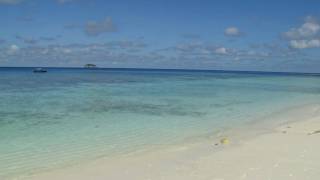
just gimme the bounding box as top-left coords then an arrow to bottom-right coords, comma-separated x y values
220,138 -> 230,145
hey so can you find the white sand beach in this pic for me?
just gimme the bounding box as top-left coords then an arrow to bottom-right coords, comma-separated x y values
24,104 -> 320,180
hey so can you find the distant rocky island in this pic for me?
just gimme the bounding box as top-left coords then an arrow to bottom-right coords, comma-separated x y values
84,64 -> 97,68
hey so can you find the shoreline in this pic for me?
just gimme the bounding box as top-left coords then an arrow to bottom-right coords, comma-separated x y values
22,103 -> 320,180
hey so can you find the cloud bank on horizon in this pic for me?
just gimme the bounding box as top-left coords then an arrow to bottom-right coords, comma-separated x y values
0,0 -> 320,72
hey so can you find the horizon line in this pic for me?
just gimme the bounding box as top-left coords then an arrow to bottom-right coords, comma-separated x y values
1,66 -> 320,75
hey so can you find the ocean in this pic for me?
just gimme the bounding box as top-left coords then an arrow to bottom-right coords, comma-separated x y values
1,67 -> 320,179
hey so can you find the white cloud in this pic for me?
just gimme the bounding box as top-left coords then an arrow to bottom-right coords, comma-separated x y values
224,27 -> 242,37
289,39 -> 320,49
0,41 -> 309,70
283,16 -> 320,49
7,44 -> 19,55
85,17 -> 117,36
214,47 -> 228,54
283,16 -> 320,40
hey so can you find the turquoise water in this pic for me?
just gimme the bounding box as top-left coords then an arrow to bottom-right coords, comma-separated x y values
1,68 -> 320,179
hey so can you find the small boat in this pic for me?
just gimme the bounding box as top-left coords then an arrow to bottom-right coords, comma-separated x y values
84,64 -> 97,68
33,68 -> 47,73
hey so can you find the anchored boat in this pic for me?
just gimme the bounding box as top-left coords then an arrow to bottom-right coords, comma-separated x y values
33,68 -> 47,73
84,64 -> 97,68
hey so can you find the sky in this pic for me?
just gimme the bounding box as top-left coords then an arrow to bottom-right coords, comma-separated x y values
0,0 -> 320,72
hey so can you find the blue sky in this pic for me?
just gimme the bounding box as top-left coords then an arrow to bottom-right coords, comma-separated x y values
0,0 -> 320,72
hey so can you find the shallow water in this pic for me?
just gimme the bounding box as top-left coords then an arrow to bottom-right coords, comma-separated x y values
1,68 -> 320,178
